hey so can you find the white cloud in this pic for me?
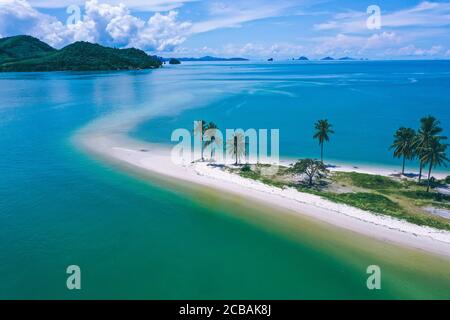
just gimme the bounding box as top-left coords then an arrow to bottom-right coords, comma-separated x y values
0,0 -> 302,53
393,44 -> 444,57
172,42 -> 304,59
191,1 -> 296,33
310,2 -> 450,59
311,32 -> 403,57
2,0 -> 448,59
0,0 -> 70,45
27,0 -> 200,12
383,1 -> 450,28
315,1 -> 450,33
0,0 -> 192,51
310,31 -> 447,59
364,32 -> 399,49
128,11 -> 191,51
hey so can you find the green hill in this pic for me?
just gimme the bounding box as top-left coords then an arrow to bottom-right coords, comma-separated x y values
0,36 -> 162,72
0,35 -> 56,63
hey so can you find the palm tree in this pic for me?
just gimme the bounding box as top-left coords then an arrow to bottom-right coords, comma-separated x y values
204,122 -> 221,160
193,120 -> 208,161
420,137 -> 449,192
227,133 -> 245,165
313,119 -> 334,163
414,116 -> 445,182
390,127 -> 416,175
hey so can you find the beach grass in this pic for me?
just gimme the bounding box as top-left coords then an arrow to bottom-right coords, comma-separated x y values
331,171 -> 403,190
231,165 -> 450,231
320,191 -> 450,231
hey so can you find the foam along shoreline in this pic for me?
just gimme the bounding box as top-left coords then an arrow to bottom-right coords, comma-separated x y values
75,132 -> 450,259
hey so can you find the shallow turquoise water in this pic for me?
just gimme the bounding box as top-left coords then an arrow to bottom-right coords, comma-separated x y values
134,61 -> 450,173
0,63 -> 449,299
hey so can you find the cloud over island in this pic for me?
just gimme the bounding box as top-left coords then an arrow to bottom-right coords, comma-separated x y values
1,0 -> 450,59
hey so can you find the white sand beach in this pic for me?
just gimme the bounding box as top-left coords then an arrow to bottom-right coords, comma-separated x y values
75,131 -> 450,259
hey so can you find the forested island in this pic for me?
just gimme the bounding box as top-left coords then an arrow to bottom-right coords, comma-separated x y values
0,35 -> 162,72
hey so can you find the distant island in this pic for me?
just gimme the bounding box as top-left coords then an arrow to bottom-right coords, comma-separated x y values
0,35 -> 162,72
168,58 -> 181,65
319,56 -> 357,61
164,56 -> 249,62
298,56 -> 309,61
338,56 -> 355,61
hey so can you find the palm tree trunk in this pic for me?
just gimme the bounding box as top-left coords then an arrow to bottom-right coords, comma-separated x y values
426,162 -> 433,192
320,143 -> 324,163
402,155 -> 406,175
234,137 -> 238,165
418,161 -> 423,183
200,136 -> 204,161
210,137 -> 215,160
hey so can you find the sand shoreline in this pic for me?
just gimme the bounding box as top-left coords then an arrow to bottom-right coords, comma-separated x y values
75,130 -> 450,259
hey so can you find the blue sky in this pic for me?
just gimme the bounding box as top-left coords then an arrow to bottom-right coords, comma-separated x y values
1,0 -> 450,59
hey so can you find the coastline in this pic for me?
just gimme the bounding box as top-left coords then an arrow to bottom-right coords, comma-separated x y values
75,131 -> 450,259
279,157 -> 449,180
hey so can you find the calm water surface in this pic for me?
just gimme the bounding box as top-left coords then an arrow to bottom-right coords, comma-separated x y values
0,61 -> 449,299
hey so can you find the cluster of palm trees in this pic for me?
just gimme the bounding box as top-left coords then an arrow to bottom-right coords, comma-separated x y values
194,117 -> 447,192
194,120 -> 220,161
194,120 -> 245,165
390,116 -> 449,191
194,120 -> 221,161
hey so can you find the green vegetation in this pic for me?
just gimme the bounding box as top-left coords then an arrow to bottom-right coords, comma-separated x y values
237,164 -> 287,188
0,35 -> 56,63
169,58 -> 181,65
323,192 -> 402,216
413,116 -> 447,183
390,127 -> 416,175
203,122 -> 220,160
227,132 -> 245,165
289,159 -> 328,187
231,163 -> 450,231
0,36 -> 162,72
194,120 -> 221,161
332,172 -> 403,190
390,115 -> 448,192
194,120 -> 208,161
399,190 -> 450,202
420,137 -> 449,191
193,115 -> 448,231
197,116 -> 449,230
313,119 -> 334,163
321,191 -> 449,230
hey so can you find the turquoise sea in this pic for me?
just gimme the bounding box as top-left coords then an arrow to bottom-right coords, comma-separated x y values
1,61 -> 450,299
134,61 -> 450,172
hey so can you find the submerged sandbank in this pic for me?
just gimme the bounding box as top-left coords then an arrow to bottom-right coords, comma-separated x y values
74,130 -> 450,259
